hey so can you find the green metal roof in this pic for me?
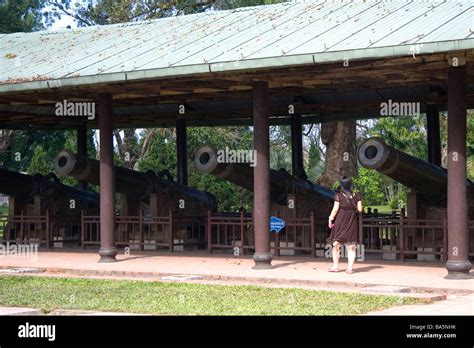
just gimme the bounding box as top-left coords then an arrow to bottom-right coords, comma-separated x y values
1,0 -> 473,93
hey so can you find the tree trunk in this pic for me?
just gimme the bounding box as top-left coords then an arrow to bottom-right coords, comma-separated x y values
115,129 -> 138,170
317,120 -> 358,188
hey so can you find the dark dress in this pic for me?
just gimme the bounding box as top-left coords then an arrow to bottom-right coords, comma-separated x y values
327,191 -> 361,244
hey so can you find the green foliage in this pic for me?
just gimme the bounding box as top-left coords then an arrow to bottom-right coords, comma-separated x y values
389,196 -> 399,210
370,116 -> 428,159
466,113 -> 474,157
464,113 -> 474,180
352,167 -> 387,206
61,129 -> 96,158
0,130 -> 66,173
306,141 -> 324,182
0,0 -> 45,33
270,125 -> 291,172
136,127 -> 254,211
46,0 -> 236,27
27,145 -> 51,175
215,0 -> 287,10
360,116 -> 428,206
467,155 -> 474,180
137,129 -> 177,173
43,0 -> 291,29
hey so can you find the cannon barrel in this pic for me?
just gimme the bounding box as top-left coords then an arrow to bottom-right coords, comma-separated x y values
358,137 -> 452,195
0,167 -> 99,206
194,144 -> 335,205
54,150 -> 217,210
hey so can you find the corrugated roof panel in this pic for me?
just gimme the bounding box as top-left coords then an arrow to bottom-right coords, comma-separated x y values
247,1 -> 392,58
415,6 -> 474,42
1,31 -> 38,52
288,1 -> 420,55
45,21 -> 176,77
328,2 -> 442,51
374,1 -> 472,46
45,24 -> 158,77
78,12 -> 235,75
164,2 -> 300,67
0,0 -> 473,89
133,8 -> 271,70
55,15 -> 206,76
3,28 -> 105,78
199,1 -> 329,64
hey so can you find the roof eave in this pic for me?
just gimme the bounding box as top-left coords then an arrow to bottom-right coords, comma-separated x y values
0,39 -> 473,94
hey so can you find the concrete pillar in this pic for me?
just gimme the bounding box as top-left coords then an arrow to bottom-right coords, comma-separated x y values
77,125 -> 88,190
252,81 -> 273,269
176,115 -> 188,186
98,93 -> 117,263
291,113 -> 306,179
426,104 -> 441,167
446,67 -> 472,279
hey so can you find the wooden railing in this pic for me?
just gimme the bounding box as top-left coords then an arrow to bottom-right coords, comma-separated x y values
81,211 -> 207,251
1,211 -> 472,261
0,212 -> 50,247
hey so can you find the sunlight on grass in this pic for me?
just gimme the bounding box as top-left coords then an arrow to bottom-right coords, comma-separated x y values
0,276 -> 422,315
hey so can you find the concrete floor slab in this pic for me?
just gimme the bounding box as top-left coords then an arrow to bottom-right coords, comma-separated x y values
0,307 -> 44,315
365,294 -> 474,315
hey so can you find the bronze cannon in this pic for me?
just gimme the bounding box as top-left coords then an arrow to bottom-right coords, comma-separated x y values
358,137 -> 474,258
0,167 -> 99,244
0,167 -> 99,215
194,144 -> 335,218
54,150 -> 217,216
358,137 -> 474,200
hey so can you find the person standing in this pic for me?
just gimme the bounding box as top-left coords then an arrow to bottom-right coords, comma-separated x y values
327,176 -> 363,274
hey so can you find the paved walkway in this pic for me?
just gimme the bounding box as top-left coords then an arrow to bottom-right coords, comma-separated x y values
0,307 -> 142,316
0,249 -> 472,294
365,294 -> 474,315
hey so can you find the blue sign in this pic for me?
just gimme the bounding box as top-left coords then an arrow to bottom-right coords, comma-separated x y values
270,216 -> 285,233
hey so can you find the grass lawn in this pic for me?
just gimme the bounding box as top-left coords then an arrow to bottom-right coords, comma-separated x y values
0,275 -> 422,315
365,205 -> 393,213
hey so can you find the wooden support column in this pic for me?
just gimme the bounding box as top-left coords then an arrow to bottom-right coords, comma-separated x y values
426,104 -> 441,167
446,67 -> 472,279
291,113 -> 306,179
77,124 -> 88,190
252,81 -> 273,269
98,93 -> 117,263
176,115 -> 188,186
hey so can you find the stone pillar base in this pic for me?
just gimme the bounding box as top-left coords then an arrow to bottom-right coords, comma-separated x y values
445,259 -> 472,279
253,252 -> 273,270
98,247 -> 118,263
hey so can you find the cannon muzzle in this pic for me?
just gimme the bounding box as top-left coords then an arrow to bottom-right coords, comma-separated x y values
194,144 -> 335,205
358,137 -> 449,195
55,150 -> 217,211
